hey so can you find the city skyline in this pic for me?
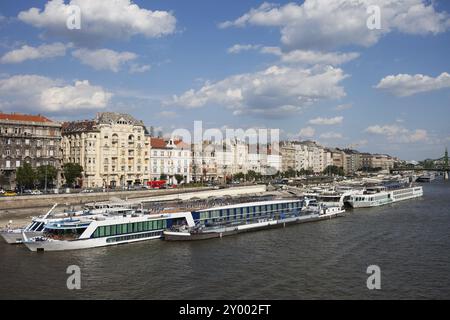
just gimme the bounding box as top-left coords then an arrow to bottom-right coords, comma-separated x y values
1,0 -> 450,161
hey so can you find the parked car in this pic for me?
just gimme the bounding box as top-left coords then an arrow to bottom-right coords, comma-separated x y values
0,189 -> 5,195
81,189 -> 95,193
31,190 -> 43,195
4,191 -> 17,196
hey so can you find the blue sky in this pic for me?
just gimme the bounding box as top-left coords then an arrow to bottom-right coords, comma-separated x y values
0,0 -> 449,161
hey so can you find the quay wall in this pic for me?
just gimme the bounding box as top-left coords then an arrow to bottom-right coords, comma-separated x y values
0,185 -> 267,211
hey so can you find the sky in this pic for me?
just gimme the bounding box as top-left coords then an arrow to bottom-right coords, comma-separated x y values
0,0 -> 449,161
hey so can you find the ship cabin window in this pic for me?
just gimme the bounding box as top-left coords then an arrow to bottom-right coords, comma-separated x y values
92,220 -> 167,238
44,226 -> 87,240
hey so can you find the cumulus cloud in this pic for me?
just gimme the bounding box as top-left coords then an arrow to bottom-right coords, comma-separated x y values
72,48 -> 137,72
365,124 -> 428,143
309,116 -> 344,125
220,0 -> 450,50
18,0 -> 176,42
298,127 -> 316,138
375,72 -> 450,97
0,74 -> 112,113
157,111 -> 177,118
262,47 -> 360,66
227,44 -> 261,54
0,42 -> 69,64
320,132 -> 343,139
168,65 -> 347,118
335,103 -> 353,111
129,63 -> 151,74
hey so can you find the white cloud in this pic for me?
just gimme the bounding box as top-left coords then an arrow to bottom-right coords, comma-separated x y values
220,0 -> 450,50
129,63 -> 151,74
72,48 -> 137,72
298,127 -> 315,138
262,47 -> 360,66
157,111 -> 177,118
168,65 -> 347,118
335,103 -> 352,111
0,74 -> 112,113
227,44 -> 261,54
375,72 -> 450,97
309,116 -> 343,125
365,124 -> 428,143
18,0 -> 176,42
0,42 -> 69,64
320,132 -> 343,139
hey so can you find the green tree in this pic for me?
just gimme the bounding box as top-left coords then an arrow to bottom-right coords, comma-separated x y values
63,163 -> 83,187
174,174 -> 184,184
0,172 -> 10,189
36,165 -> 57,189
16,163 -> 36,190
233,172 -> 245,181
284,168 -> 297,178
323,165 -> 345,176
298,168 -> 314,176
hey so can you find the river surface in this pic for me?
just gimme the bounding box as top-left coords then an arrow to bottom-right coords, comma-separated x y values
1,181 -> 449,300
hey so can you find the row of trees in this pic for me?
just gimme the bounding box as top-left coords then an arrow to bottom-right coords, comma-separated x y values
14,163 -> 83,190
231,166 -> 346,182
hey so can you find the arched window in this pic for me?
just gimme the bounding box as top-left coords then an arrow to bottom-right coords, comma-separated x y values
112,134 -> 119,144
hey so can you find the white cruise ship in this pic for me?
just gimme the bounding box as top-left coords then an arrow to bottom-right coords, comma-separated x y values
23,207 -> 195,252
348,185 -> 423,208
1,202 -> 140,245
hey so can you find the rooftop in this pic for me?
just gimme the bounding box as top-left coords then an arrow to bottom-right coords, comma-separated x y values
0,112 -> 54,124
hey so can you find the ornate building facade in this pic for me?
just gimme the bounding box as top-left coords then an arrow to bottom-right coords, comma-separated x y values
62,112 -> 150,188
0,113 -> 62,189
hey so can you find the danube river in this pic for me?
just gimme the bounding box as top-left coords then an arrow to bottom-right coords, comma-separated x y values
1,180 -> 449,300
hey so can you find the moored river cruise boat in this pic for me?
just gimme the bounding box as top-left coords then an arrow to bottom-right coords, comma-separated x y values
23,207 -> 194,252
163,199 -> 345,241
348,185 -> 423,208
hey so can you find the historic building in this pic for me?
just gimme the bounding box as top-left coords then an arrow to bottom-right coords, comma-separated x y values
0,113 -> 62,189
149,137 -> 192,184
361,153 -> 395,172
191,141 -> 217,182
61,112 -> 150,188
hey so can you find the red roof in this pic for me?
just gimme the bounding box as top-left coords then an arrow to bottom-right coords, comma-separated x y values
150,137 -> 167,149
0,113 -> 53,123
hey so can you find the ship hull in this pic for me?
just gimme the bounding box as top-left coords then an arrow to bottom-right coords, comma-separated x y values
1,231 -> 42,244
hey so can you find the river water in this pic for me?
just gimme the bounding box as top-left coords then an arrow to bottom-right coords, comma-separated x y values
1,180 -> 449,300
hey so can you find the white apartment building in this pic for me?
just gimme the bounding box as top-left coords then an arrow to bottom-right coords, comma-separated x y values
215,139 -> 249,180
281,141 -> 332,174
191,142 -> 218,182
149,137 -> 192,184
62,112 -> 150,188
